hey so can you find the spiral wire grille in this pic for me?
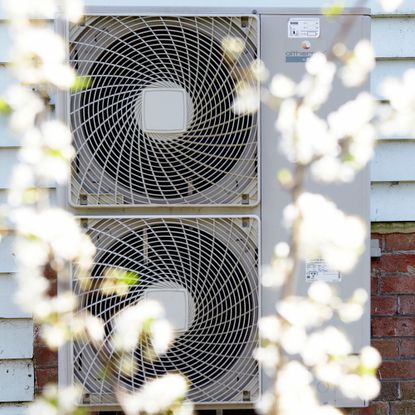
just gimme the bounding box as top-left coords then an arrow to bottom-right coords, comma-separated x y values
69,16 -> 258,206
73,217 -> 259,404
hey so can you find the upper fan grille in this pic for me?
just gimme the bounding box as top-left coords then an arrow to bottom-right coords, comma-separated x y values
72,217 -> 259,404
69,16 -> 258,206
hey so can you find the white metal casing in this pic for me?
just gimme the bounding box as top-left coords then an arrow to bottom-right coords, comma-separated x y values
57,6 -> 371,410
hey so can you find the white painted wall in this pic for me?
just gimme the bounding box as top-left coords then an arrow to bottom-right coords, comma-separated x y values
0,0 -> 413,408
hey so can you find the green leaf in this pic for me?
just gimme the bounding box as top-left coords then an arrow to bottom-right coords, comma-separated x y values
71,75 -> 93,91
277,168 -> 293,187
323,1 -> 344,17
119,270 -> 140,287
0,97 -> 11,114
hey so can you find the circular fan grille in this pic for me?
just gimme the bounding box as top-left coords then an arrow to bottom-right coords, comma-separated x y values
70,16 -> 258,206
73,217 -> 258,403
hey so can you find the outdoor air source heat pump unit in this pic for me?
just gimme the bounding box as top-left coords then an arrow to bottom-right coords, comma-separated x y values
57,4 -> 371,410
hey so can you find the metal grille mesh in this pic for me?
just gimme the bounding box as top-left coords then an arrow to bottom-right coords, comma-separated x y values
73,217 -> 259,404
69,16 -> 258,206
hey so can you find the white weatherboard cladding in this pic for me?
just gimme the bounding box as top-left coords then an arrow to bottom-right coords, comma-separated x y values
0,405 -> 28,415
371,182 -> 415,221
372,59 -> 415,101
0,68 -> 19,147
0,275 -> 30,318
0,236 -> 17,274
0,25 -> 10,62
0,148 -> 18,189
0,320 -> 33,360
373,17 -> 415,58
371,140 -> 415,182
0,361 -> 33,402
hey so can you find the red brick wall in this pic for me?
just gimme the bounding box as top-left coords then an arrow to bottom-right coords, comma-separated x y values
361,232 -> 415,415
32,232 -> 415,414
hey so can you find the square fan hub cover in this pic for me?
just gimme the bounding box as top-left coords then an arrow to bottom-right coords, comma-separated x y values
144,288 -> 190,332
141,88 -> 188,133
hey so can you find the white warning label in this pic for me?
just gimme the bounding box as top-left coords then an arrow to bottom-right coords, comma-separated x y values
306,259 -> 341,283
288,18 -> 320,38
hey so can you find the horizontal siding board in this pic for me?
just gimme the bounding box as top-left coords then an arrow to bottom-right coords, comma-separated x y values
0,189 -> 57,205
0,320 -> 33,359
0,148 -> 17,189
0,118 -> 18,148
0,405 -> 29,415
0,68 -> 19,147
0,236 -> 16,274
0,361 -> 33,402
0,25 -> 10,63
0,275 -> 30,318
371,182 -> 415,221
371,59 -> 415,97
372,17 -> 415,58
371,140 -> 415,181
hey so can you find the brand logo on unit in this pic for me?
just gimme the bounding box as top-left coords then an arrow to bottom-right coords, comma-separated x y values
285,50 -> 315,63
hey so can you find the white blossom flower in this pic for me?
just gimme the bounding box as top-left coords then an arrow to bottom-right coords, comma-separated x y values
14,268 -> 49,313
308,282 -> 334,305
277,296 -> 332,328
250,59 -> 269,82
221,36 -> 245,60
270,74 -> 296,98
27,384 -> 82,415
337,302 -> 365,323
12,27 -> 66,83
255,391 -> 275,415
379,0 -> 403,12
337,288 -> 368,322
328,92 -> 376,140
258,315 -> 282,343
119,374 -> 190,415
340,40 -> 375,87
5,86 -> 44,133
277,362 -> 320,415
61,0 -> 84,23
360,346 -> 382,369
19,121 -> 75,183
112,300 -> 174,354
274,242 -> 290,258
311,156 -> 355,183
314,361 -> 343,385
7,164 -> 36,206
253,345 -> 280,373
277,104 -> 337,165
339,374 -> 380,400
311,93 -> 376,183
261,259 -> 291,288
233,82 -> 259,114
302,327 -> 352,368
299,52 -> 336,109
379,69 -> 415,136
26,400 -> 57,415
280,326 -> 307,354
284,193 -> 366,272
84,314 -> 105,344
150,319 -> 174,354
3,0 -> 57,20
12,208 -> 93,265
41,324 -> 68,349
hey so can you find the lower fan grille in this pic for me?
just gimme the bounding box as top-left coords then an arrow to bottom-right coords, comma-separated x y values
73,217 -> 259,404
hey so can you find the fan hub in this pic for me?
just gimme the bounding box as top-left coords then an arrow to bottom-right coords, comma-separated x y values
143,284 -> 195,334
141,87 -> 188,134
